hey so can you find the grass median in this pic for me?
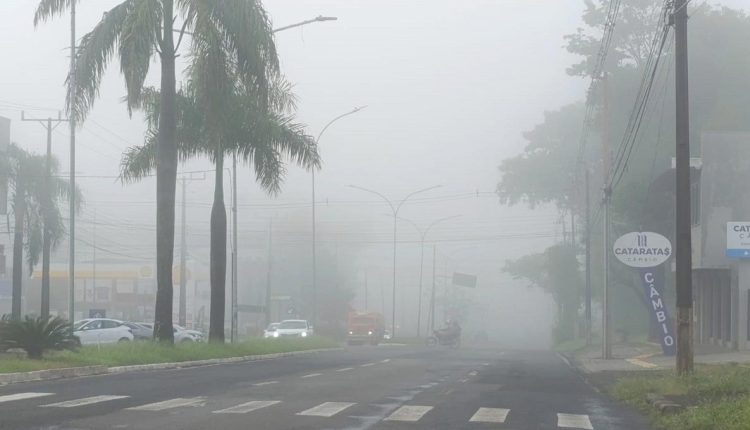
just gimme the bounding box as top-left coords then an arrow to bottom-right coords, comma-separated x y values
609,364 -> 750,430
0,337 -> 338,374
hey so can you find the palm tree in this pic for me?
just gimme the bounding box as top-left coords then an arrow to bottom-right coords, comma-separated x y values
35,0 -> 278,343
1,145 -> 76,320
121,82 -> 319,343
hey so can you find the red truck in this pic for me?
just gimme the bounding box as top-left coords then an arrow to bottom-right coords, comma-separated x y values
347,311 -> 385,345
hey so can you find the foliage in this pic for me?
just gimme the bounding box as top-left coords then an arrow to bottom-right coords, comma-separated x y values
0,315 -> 78,359
0,337 -> 337,373
504,244 -> 582,343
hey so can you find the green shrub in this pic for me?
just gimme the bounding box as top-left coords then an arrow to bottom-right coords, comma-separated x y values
0,315 -> 78,359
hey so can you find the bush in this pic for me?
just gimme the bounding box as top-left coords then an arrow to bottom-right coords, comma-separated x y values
0,315 -> 78,359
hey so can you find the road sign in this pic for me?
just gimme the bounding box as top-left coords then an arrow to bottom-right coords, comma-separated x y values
726,222 -> 750,258
452,272 -> 477,288
613,232 -> 672,268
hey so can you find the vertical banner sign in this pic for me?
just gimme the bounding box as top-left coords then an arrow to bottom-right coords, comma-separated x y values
613,232 -> 676,356
0,116 -> 9,215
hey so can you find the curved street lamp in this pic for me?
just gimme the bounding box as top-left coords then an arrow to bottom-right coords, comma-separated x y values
348,184 -> 442,338
311,106 -> 367,326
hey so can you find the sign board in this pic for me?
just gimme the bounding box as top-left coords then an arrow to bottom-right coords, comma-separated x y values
613,232 -> 672,268
726,222 -> 750,258
0,116 -> 9,215
452,272 -> 477,288
638,267 -> 676,356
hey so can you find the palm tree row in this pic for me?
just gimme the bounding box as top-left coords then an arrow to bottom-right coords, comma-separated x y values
35,0 -> 319,343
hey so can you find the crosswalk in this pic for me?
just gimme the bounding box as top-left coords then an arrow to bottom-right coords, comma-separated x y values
0,391 -> 598,428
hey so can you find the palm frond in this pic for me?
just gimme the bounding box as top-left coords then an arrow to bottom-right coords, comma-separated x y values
68,1 -> 133,121
119,0 -> 161,113
120,134 -> 158,183
33,0 -> 74,26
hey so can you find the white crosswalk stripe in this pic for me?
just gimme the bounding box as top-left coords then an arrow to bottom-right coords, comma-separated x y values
469,407 -> 510,423
297,402 -> 356,417
557,413 -> 594,429
213,400 -> 281,414
385,405 -> 433,422
126,397 -> 206,411
41,395 -> 129,408
0,392 -> 54,403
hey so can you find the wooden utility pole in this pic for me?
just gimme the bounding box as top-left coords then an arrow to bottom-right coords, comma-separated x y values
601,73 -> 612,360
585,166 -> 592,345
674,0 -> 694,375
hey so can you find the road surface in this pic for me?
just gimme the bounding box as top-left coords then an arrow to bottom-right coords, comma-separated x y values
0,345 -> 648,429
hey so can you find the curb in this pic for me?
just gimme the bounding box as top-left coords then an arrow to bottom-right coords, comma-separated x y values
0,347 -> 340,386
646,392 -> 684,414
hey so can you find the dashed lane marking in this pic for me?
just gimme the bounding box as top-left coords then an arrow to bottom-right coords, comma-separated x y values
336,367 -> 354,372
213,400 -> 280,414
557,413 -> 594,429
360,362 -> 376,367
381,359 -> 391,363
468,371 -> 478,376
469,407 -> 510,423
384,405 -> 433,422
253,381 -> 279,386
126,397 -> 207,411
301,373 -> 322,378
41,395 -> 129,408
297,402 -> 356,417
0,392 -> 54,403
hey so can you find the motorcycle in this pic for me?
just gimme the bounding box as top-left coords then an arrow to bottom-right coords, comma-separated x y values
425,329 -> 461,348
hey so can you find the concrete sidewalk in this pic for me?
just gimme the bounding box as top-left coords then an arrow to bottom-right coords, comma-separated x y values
572,343 -> 750,373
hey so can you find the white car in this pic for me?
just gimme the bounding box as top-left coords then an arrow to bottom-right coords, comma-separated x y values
174,324 -> 204,342
273,320 -> 313,338
263,322 -> 280,338
73,318 -> 134,345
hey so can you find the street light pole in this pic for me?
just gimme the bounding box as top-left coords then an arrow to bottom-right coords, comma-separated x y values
349,185 -> 442,339
311,106 -> 366,327
273,15 -> 337,33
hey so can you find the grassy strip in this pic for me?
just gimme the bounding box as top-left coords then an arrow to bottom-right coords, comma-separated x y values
0,337 -> 338,374
610,364 -> 750,430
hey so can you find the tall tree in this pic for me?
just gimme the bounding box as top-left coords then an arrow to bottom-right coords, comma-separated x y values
1,145 -> 76,320
35,0 -> 279,343
121,83 -> 319,343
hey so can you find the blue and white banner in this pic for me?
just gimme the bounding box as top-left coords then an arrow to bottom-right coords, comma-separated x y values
638,267 -> 676,356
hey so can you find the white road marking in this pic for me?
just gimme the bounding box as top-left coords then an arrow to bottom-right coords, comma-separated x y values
301,373 -> 322,378
127,397 -> 207,411
469,371 -> 478,376
336,367 -> 354,372
557,413 -> 594,429
0,392 -> 54,403
42,395 -> 129,408
213,400 -> 280,414
360,362 -> 376,367
469,407 -> 510,423
253,381 -> 279,386
459,378 -> 469,383
297,402 -> 356,417
482,363 -> 491,366
381,359 -> 391,363
385,405 -> 433,422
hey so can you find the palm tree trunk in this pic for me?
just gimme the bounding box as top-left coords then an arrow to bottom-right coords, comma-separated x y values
11,190 -> 25,320
41,229 -> 50,318
209,152 -> 227,343
154,0 -> 177,344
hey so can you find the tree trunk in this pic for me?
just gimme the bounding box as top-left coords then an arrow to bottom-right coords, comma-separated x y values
209,153 -> 227,343
11,189 -> 25,320
153,0 -> 177,344
41,221 -> 51,319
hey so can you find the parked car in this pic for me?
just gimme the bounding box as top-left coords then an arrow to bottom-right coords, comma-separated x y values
73,318 -> 134,345
122,322 -> 153,340
174,324 -> 204,342
274,320 -> 313,338
263,322 -> 280,338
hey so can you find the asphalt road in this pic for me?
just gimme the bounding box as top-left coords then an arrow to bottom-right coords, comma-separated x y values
0,345 -> 649,430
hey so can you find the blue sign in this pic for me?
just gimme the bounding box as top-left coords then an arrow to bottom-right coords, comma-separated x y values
639,267 -> 676,356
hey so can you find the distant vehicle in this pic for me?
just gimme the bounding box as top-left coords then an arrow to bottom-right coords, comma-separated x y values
263,322 -> 280,338
122,322 -> 153,340
347,311 -> 385,345
383,330 -> 392,341
274,320 -> 313,338
174,324 -> 204,342
73,318 -> 134,345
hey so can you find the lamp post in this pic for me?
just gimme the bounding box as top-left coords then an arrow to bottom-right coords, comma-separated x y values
311,106 -> 366,326
396,215 -> 460,337
348,185 -> 442,338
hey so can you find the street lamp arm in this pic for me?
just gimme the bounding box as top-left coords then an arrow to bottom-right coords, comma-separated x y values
395,185 -> 442,214
349,184 -> 396,214
273,15 -> 338,33
423,215 -> 462,239
316,106 -> 367,143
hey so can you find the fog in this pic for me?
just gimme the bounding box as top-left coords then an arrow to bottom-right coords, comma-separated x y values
1,0 -> 746,350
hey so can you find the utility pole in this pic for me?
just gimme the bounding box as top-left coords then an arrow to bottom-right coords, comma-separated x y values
231,152 -> 238,342
69,1 -> 77,324
364,271 -> 368,311
179,177 -> 187,327
585,166 -> 592,346
429,245 -> 437,332
674,0 -> 694,375
602,73 -> 612,360
265,219 -> 273,327
20,111 -> 68,318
